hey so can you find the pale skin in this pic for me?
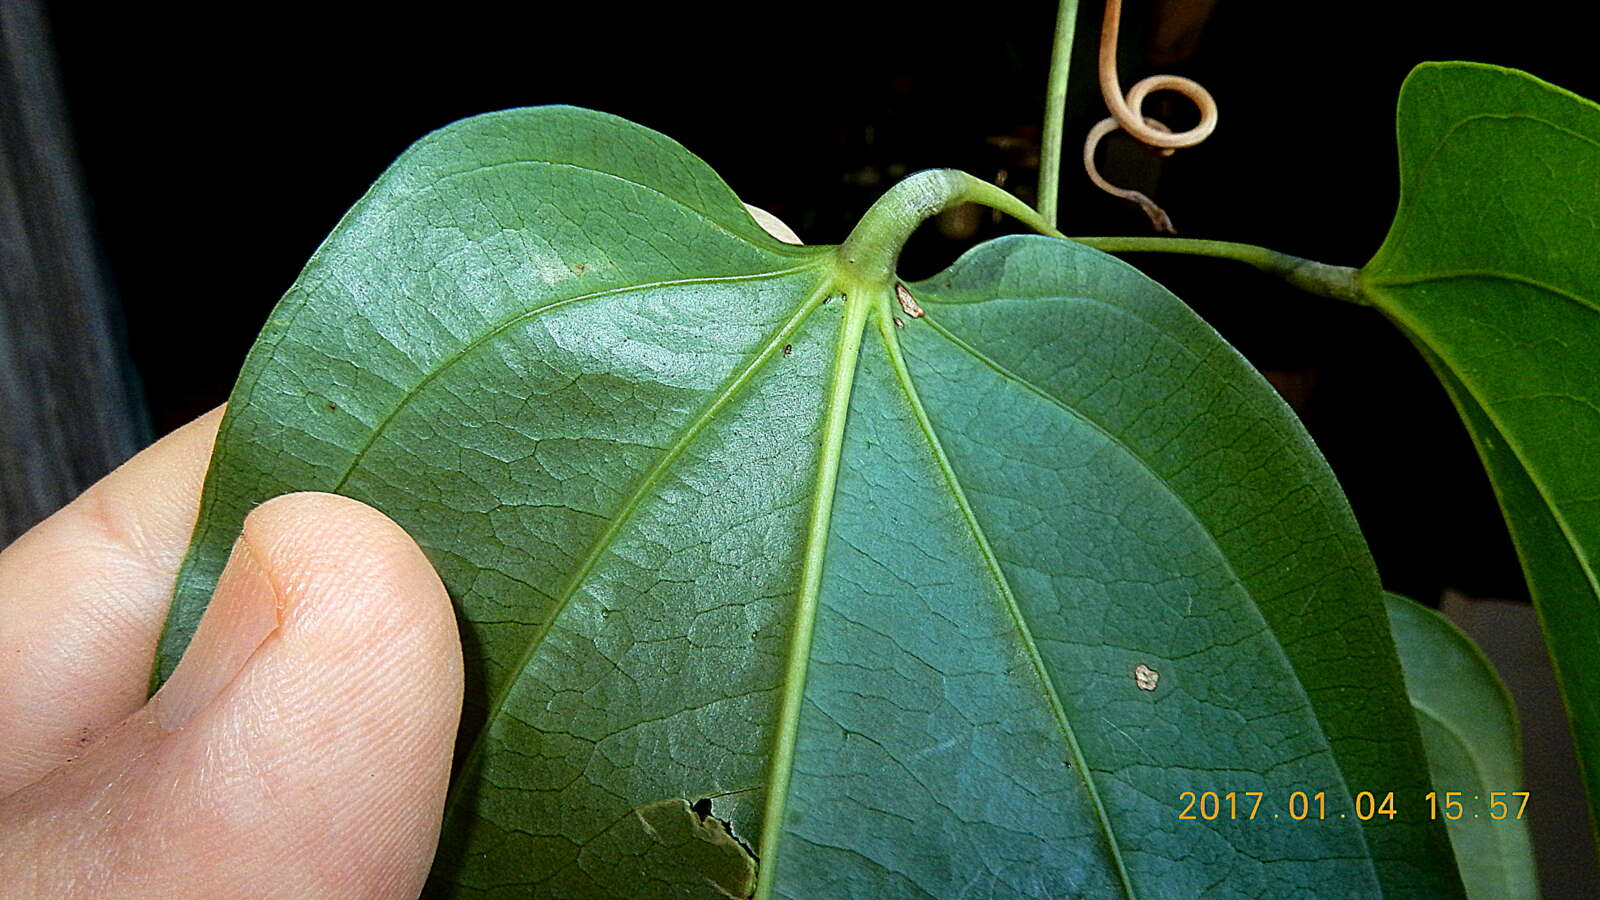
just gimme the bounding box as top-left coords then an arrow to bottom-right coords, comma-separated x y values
0,407 -> 465,898
0,207 -> 797,898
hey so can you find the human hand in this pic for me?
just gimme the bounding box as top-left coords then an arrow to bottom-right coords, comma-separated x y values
0,205 -> 795,898
0,408 -> 464,897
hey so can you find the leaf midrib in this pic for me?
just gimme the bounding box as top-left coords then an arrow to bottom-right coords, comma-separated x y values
752,277 -> 866,900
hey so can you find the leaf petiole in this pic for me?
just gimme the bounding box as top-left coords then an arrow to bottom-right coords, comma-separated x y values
1071,235 -> 1368,305
837,169 -> 1064,290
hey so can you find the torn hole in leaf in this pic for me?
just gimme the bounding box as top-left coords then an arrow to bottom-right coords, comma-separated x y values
631,797 -> 758,899
693,795 -> 759,865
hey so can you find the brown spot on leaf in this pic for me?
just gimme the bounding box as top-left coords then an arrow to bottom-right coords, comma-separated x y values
782,344 -> 793,357
1134,663 -> 1160,692
895,282 -> 925,318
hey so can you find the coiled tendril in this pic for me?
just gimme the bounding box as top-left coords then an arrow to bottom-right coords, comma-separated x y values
1083,0 -> 1218,233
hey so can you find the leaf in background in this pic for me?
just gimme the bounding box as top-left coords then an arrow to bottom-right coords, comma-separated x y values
1363,61 -> 1600,826
1385,592 -> 1537,897
155,109 -> 1458,896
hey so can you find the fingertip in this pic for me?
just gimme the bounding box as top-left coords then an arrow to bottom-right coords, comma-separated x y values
156,490 -> 462,730
236,491 -> 463,700
148,490 -> 462,896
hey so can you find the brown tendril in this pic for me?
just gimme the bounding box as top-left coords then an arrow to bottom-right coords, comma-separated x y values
1083,0 -> 1218,233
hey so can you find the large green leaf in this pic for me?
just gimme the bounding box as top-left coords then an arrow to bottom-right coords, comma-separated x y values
155,108 -> 1459,896
1385,592 -> 1536,897
1363,61 -> 1600,827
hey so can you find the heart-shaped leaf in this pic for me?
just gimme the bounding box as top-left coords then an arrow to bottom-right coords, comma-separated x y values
1363,62 -> 1600,825
156,108 -> 1458,896
1386,591 -> 1536,897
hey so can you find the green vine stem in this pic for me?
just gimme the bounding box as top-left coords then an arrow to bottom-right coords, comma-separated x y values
1031,5 -> 1360,307
1071,236 -> 1368,305
835,171 -> 1364,311
1038,0 -> 1081,227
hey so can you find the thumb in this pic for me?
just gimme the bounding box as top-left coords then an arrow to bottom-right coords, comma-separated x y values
0,492 -> 463,899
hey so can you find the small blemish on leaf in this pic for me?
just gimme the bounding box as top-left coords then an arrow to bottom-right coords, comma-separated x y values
326,401 -> 338,412
1134,663 -> 1160,691
893,316 -> 905,329
895,282 -> 925,318
782,344 -> 793,357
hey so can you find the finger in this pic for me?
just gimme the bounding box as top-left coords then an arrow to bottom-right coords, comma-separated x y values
0,491 -> 463,898
0,407 -> 223,795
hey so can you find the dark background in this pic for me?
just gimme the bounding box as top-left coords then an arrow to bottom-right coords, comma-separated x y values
35,0 -> 1596,604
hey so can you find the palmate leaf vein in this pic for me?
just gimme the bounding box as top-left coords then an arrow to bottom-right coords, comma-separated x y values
328,262 -> 825,493
444,271 -> 834,823
917,304 -> 1381,888
1406,112 -> 1600,201
1379,315 -> 1600,605
1407,701 -> 1523,896
420,158 -> 819,260
1365,270 -> 1600,317
871,312 -> 1138,899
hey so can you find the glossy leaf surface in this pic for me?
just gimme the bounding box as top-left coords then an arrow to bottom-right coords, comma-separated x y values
156,108 -> 1457,896
1386,592 -> 1536,897
1364,61 -> 1600,824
